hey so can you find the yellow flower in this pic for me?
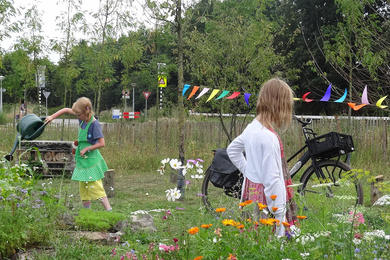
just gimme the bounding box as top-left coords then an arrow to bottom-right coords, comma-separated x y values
201,224 -> 213,229
215,208 -> 226,213
188,227 -> 199,235
194,257 -> 203,260
297,215 -> 307,219
270,195 -> 277,200
222,219 -> 237,226
258,203 -> 267,210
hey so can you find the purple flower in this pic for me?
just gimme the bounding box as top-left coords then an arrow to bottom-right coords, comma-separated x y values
355,248 -> 360,253
185,180 -> 191,185
196,158 -> 204,162
187,159 -> 197,164
196,193 -> 205,197
175,207 -> 185,210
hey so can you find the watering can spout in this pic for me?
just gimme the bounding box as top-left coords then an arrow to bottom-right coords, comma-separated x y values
5,114 -> 47,161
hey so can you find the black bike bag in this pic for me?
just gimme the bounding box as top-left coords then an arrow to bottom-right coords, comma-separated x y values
208,148 -> 241,188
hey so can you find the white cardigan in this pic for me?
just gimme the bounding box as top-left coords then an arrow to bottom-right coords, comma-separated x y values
227,119 -> 287,235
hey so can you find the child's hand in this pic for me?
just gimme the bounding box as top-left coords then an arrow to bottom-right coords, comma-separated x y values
44,116 -> 53,124
80,149 -> 87,157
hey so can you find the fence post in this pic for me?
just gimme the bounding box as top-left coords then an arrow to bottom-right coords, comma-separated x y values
103,169 -> 115,198
371,175 -> 383,205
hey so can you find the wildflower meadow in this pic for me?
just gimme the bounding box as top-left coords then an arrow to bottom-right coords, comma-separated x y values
1,117 -> 390,259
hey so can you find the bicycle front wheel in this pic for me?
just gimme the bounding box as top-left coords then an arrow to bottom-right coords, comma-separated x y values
201,167 -> 243,214
298,160 -> 363,213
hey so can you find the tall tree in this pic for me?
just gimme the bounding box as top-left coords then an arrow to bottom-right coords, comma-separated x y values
84,0 -> 134,115
52,0 -> 84,108
185,0 -> 284,141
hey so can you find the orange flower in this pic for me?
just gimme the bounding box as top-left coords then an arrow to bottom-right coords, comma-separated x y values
297,215 -> 307,219
245,200 -> 253,205
272,207 -> 279,212
201,224 -> 213,229
236,224 -> 244,229
270,195 -> 277,200
260,219 -> 273,225
188,227 -> 199,235
239,202 -> 247,207
194,257 -> 203,260
215,208 -> 226,213
227,253 -> 238,260
258,203 -> 267,210
282,221 -> 290,227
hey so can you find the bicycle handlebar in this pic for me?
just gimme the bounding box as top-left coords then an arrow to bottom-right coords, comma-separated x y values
293,116 -> 312,127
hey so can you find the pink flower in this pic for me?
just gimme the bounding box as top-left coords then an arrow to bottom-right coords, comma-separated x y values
159,244 -> 176,252
348,212 -> 365,227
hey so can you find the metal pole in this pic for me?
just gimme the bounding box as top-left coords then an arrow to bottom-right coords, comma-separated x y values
0,76 -> 4,114
145,98 -> 147,120
131,83 -> 136,113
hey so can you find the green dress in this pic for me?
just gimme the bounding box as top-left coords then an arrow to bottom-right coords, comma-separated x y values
71,117 -> 108,182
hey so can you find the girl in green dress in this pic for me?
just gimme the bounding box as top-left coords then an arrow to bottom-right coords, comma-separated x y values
45,97 -> 112,211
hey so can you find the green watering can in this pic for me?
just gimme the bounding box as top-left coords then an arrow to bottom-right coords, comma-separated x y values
5,114 -> 47,161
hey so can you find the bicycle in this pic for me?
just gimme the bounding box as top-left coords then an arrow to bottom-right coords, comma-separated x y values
201,116 -> 363,214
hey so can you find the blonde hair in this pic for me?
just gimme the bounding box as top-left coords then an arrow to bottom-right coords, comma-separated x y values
72,97 -> 94,121
256,78 -> 294,129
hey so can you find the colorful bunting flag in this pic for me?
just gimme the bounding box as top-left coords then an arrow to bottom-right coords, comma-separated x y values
361,85 -> 370,104
183,84 -> 191,96
226,92 -> 241,99
334,89 -> 347,103
196,88 -> 209,99
302,92 -> 313,102
216,90 -> 230,100
244,93 -> 251,107
206,89 -> 220,102
376,96 -> 388,109
187,86 -> 199,100
181,83 -> 387,111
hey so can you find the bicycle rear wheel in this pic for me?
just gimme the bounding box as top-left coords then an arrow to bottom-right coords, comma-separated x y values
201,167 -> 243,214
298,160 -> 363,213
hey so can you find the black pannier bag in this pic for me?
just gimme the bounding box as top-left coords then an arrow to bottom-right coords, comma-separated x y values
208,148 -> 241,188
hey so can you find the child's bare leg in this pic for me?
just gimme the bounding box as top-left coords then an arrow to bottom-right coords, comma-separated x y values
100,196 -> 112,211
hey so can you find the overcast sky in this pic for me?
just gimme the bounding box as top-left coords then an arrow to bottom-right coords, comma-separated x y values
3,0 -> 152,63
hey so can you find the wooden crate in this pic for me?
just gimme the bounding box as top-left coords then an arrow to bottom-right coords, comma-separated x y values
15,140 -> 75,176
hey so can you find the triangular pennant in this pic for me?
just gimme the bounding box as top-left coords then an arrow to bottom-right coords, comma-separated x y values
348,103 -> 368,111
244,93 -> 251,107
195,88 -> 210,99
182,84 -> 191,96
206,89 -> 220,102
187,86 -> 199,100
361,85 -> 370,104
226,92 -> 240,99
320,84 -> 332,101
376,96 -> 388,109
216,90 -> 230,100
334,88 -> 347,103
302,92 -> 313,102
